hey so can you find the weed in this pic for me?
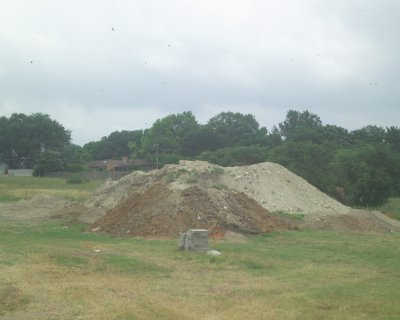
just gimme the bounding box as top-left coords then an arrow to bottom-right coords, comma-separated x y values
211,183 -> 228,190
186,171 -> 200,184
272,210 -> 305,221
66,175 -> 84,184
209,167 -> 224,175
163,171 -> 180,183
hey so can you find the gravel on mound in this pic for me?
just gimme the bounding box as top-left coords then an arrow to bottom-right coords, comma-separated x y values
92,183 -> 296,238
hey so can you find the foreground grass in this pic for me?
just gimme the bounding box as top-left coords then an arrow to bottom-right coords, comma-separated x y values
0,176 -> 101,202
1,220 -> 399,319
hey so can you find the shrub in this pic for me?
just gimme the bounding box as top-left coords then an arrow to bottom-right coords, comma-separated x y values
66,175 -> 83,184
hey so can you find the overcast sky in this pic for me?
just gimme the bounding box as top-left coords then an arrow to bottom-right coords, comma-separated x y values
0,0 -> 399,145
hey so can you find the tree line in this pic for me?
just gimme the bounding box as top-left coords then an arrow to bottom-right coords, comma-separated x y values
1,110 -> 400,207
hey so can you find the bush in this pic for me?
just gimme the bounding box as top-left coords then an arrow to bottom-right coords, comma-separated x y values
66,175 -> 84,184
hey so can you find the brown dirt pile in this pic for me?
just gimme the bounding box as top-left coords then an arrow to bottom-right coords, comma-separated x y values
92,183 -> 295,238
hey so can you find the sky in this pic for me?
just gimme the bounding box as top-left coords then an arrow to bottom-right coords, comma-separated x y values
0,0 -> 399,145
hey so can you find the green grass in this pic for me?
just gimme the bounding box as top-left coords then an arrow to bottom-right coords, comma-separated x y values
162,171 -> 180,183
1,219 -> 399,319
0,176 -> 101,202
209,166 -> 224,175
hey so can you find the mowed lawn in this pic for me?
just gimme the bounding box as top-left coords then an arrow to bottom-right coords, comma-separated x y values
1,219 -> 399,320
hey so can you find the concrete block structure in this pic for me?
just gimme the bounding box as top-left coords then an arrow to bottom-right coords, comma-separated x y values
179,229 -> 209,253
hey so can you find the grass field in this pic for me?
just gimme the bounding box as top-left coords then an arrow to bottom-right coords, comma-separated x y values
1,177 -> 400,319
1,219 -> 399,319
0,176 -> 101,202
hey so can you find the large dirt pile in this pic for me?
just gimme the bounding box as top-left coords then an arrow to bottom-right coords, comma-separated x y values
82,160 -> 399,235
92,183 -> 295,238
85,160 -> 349,220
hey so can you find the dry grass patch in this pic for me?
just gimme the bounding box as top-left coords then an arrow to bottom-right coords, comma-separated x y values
0,220 -> 399,319
0,176 -> 101,202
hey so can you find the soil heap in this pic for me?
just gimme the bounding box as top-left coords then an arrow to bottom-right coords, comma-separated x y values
92,183 -> 295,238
83,160 -> 400,236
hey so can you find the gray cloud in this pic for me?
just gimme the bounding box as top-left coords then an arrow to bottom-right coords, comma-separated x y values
1,0 -> 399,145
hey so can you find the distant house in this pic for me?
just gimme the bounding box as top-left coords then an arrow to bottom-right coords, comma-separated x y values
88,157 -> 153,172
0,162 -> 7,176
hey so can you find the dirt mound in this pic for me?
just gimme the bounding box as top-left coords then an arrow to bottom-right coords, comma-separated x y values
92,183 -> 295,238
84,160 -> 350,222
82,160 -> 399,236
303,209 -> 400,233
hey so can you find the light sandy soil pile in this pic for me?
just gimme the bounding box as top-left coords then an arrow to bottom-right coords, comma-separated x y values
221,162 -> 350,216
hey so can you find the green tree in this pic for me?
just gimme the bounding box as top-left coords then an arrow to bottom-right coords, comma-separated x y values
141,111 -> 199,162
83,130 -> 143,160
385,126 -> 400,152
62,144 -> 90,172
181,126 -> 228,156
350,125 -> 386,145
33,150 -> 64,176
0,113 -> 71,168
278,110 -> 322,140
207,112 -> 266,147
331,144 -> 400,207
198,145 -> 269,167
267,141 -> 337,193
